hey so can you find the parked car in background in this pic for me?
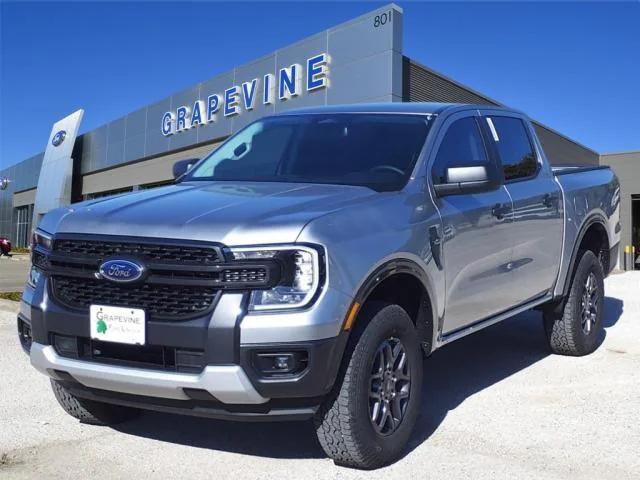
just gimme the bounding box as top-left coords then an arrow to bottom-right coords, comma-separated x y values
0,237 -> 11,256
19,103 -> 620,469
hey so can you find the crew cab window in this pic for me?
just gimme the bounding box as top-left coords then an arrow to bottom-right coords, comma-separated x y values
431,117 -> 489,184
488,117 -> 538,181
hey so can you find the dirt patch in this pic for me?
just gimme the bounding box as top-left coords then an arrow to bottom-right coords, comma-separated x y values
0,452 -> 22,470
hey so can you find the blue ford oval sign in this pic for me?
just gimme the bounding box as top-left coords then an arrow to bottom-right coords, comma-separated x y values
99,259 -> 144,283
52,130 -> 67,147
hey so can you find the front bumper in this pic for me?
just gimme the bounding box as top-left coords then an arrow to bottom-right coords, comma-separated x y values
21,277 -> 351,419
30,342 -> 267,404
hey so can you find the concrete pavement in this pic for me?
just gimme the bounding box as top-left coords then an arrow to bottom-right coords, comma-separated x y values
0,255 -> 30,292
1,273 -> 639,479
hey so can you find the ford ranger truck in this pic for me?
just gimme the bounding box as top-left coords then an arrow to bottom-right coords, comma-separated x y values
19,103 -> 620,469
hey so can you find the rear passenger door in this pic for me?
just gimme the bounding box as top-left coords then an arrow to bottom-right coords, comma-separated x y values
481,111 -> 563,303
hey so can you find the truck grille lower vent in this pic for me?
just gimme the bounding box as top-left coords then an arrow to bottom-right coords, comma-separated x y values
52,334 -> 205,373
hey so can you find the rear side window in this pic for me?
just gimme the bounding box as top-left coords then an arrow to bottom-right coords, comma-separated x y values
431,117 -> 489,184
487,117 -> 538,181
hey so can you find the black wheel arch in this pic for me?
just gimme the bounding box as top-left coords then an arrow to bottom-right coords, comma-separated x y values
560,214 -> 610,299
351,258 -> 437,355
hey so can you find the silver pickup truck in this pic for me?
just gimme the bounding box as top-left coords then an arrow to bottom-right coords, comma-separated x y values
20,103 -> 620,469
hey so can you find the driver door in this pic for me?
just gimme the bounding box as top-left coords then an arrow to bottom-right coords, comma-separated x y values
430,112 -> 516,334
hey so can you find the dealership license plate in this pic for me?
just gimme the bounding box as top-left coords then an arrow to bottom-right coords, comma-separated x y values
90,305 -> 145,345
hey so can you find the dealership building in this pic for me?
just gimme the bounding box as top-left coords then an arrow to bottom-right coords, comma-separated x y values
3,3 -> 635,267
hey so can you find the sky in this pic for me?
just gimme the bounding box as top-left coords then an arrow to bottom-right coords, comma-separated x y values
1,1 -> 639,170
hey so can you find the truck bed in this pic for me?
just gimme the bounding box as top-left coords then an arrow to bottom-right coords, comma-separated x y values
552,164 -> 620,298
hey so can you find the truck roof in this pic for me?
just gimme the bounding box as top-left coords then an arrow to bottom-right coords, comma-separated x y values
279,102 -> 517,117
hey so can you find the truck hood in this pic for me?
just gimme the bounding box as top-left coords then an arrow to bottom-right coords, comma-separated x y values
40,181 -> 377,245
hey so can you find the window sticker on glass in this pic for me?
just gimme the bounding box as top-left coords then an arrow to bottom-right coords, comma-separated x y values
486,117 -> 500,142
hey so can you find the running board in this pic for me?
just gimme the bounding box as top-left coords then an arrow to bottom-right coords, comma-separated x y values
438,294 -> 552,347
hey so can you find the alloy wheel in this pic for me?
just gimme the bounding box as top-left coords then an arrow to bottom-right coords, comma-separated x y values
581,272 -> 599,334
369,337 -> 411,436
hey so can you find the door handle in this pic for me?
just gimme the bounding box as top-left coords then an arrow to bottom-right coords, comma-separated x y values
491,203 -> 508,220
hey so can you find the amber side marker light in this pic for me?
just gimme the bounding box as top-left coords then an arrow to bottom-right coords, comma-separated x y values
342,301 -> 361,331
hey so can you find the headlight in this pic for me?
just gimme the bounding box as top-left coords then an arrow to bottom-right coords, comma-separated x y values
27,266 -> 42,288
31,230 -> 52,270
32,230 -> 53,251
229,245 -> 323,311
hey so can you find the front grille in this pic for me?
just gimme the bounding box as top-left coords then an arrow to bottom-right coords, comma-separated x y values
45,236 -> 279,320
54,239 -> 221,265
51,276 -> 218,320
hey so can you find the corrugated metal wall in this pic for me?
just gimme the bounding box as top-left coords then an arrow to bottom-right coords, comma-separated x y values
600,151 -> 640,269
403,58 -> 599,166
532,124 -> 598,166
403,58 -> 499,106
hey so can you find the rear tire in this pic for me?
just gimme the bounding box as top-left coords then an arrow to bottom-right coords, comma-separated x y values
314,303 -> 423,469
543,250 -> 605,356
50,379 -> 140,425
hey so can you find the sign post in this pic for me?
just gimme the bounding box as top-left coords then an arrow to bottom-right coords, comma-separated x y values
32,109 -> 84,230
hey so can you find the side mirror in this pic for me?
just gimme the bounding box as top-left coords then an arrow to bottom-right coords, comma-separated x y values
433,165 -> 497,196
173,158 -> 198,180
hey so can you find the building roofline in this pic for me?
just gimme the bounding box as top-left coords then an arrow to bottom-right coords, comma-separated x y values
600,150 -> 640,157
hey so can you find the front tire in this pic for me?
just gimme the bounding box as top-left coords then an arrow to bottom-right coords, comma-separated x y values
544,250 -> 605,356
314,304 -> 423,469
50,379 -> 140,425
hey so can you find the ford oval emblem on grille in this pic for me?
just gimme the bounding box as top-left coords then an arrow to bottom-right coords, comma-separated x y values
52,130 -> 67,147
98,259 -> 144,283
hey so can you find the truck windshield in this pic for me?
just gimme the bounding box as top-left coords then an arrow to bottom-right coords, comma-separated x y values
184,114 -> 431,192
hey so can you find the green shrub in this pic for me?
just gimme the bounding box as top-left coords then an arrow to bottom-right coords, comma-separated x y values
0,292 -> 21,302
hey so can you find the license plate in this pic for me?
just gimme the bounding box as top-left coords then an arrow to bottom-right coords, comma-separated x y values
90,305 -> 145,345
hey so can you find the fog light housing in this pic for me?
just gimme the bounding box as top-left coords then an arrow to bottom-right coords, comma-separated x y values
17,318 -> 32,354
253,351 -> 308,376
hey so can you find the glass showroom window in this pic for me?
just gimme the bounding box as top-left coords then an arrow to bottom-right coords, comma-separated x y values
15,204 -> 33,248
